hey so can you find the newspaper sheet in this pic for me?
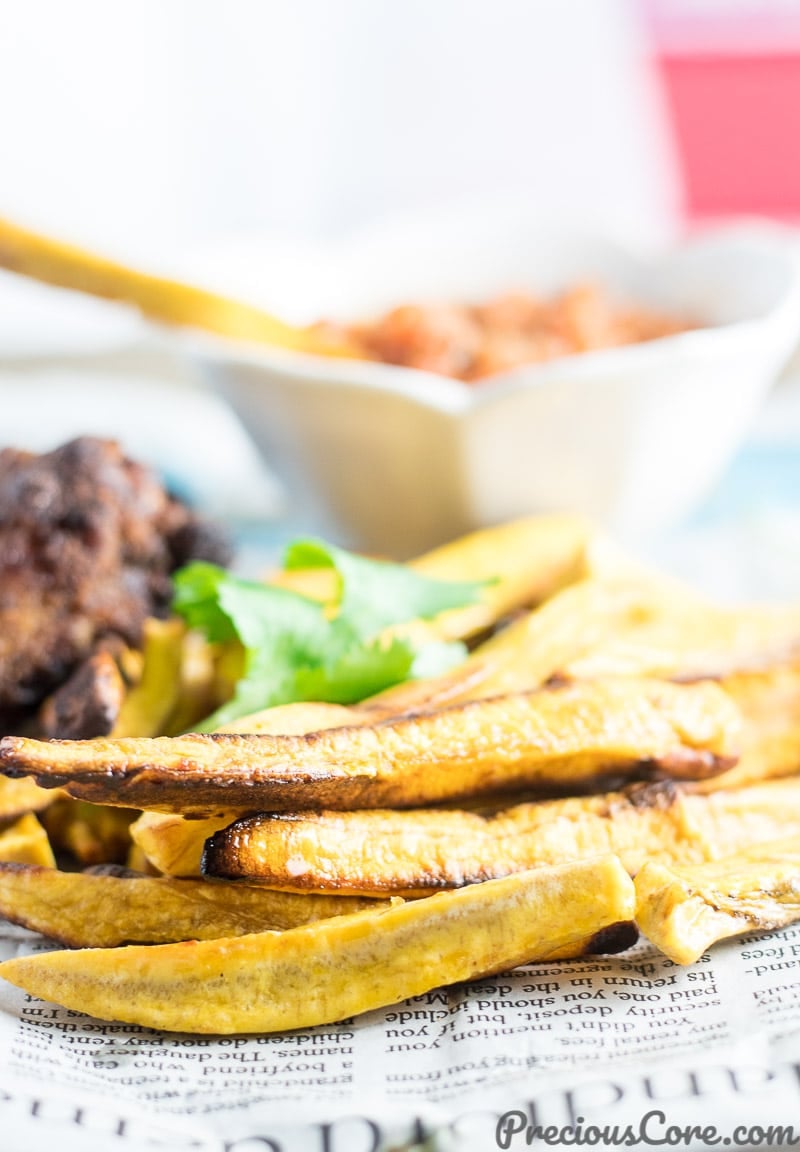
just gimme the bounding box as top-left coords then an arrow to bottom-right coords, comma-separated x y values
3,916 -> 800,1152
3,500 -> 800,1151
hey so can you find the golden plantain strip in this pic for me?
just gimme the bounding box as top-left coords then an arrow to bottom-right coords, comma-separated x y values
163,629 -> 220,737
0,855 -> 636,1034
0,678 -> 740,815
635,838 -> 800,965
111,618 -> 185,739
361,578 -> 800,721
0,216 -> 351,356
40,799 -> 137,866
689,661 -> 800,793
132,811 -> 237,877
0,814 -> 55,868
566,600 -> 800,682
0,864 -> 387,947
0,776 -> 57,821
202,778 -> 800,895
358,577 -> 669,717
396,514 -> 589,645
130,702 -> 368,875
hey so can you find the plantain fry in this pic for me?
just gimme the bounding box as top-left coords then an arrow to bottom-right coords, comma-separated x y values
41,799 -> 137,866
358,577 -> 658,717
0,855 -> 636,1034
213,701 -> 366,736
360,577 -> 800,721
0,863 -> 387,947
0,215 -> 350,355
0,814 -> 55,868
132,811 -> 236,877
163,630 -> 220,736
0,678 -> 740,815
0,776 -> 56,821
39,650 -> 126,739
395,514 -> 589,645
202,778 -> 800,895
111,618 -> 185,739
689,661 -> 800,792
130,702 -> 370,874
635,838 -> 800,965
566,600 -> 800,682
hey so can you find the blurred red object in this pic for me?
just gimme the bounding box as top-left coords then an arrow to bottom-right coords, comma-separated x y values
660,54 -> 800,220
644,1 -> 800,220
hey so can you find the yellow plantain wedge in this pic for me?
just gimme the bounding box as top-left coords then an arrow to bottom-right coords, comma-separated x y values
131,811 -> 242,877
361,580 -> 800,722
0,864 -> 386,948
0,855 -> 636,1033
0,216 -> 352,356
202,778 -> 800,895
163,629 -> 221,737
394,514 -> 589,645
565,600 -> 800,682
130,701 -> 373,875
111,618 -> 185,739
688,661 -> 800,793
0,814 -> 55,868
0,678 -> 741,815
635,838 -> 800,964
358,576 -> 668,718
0,776 -> 57,821
40,799 -> 138,866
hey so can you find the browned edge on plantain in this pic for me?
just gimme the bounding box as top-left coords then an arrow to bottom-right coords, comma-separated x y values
0,677 -> 740,815
202,777 -> 800,895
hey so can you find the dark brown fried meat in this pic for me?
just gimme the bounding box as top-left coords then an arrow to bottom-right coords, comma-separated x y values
0,437 -> 230,729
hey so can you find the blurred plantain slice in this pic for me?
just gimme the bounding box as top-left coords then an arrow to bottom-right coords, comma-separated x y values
0,776 -> 56,821
163,629 -> 220,737
565,599 -> 800,682
635,838 -> 800,965
39,650 -> 126,740
387,513 -> 589,646
41,798 -> 137,866
0,855 -> 635,1034
688,661 -> 800,793
0,814 -> 55,868
360,578 -> 800,721
0,863 -> 388,947
202,777 -> 800,894
0,677 -> 741,814
111,618 -> 185,739
358,576 -> 666,717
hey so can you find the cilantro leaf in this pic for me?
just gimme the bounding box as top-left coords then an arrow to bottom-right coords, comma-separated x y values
284,538 -> 486,639
173,539 -> 489,729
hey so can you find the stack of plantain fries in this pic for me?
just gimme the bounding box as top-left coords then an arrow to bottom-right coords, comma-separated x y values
1,515 -> 800,1035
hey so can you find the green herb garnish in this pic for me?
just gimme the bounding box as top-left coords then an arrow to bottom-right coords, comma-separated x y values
172,539 -> 486,729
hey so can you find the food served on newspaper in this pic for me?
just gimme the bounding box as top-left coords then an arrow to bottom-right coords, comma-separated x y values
315,284 -> 694,381
0,857 -> 636,1034
1,484 -> 800,1034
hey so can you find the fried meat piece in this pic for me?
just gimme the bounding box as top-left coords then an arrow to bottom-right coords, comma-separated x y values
0,437 -> 229,729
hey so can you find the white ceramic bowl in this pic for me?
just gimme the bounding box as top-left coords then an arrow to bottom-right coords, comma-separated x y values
185,220 -> 800,557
